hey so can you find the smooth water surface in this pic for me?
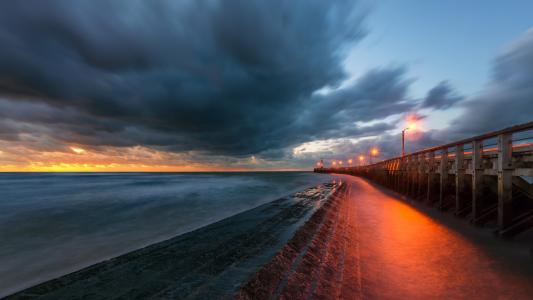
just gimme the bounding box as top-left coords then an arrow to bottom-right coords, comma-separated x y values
0,172 -> 331,297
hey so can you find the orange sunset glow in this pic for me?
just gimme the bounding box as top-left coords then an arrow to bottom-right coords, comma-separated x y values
0,144 -> 294,172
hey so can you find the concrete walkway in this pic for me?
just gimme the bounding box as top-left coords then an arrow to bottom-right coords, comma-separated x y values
239,175 -> 533,299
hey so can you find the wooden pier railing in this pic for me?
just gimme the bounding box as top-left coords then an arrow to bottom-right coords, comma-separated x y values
315,121 -> 533,237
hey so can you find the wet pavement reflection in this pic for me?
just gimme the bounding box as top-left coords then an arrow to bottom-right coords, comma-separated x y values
342,175 -> 533,299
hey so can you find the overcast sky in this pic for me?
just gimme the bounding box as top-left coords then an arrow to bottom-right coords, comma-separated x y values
0,0 -> 532,171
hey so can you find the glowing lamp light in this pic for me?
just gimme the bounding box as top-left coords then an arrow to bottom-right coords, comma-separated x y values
348,159 -> 353,164
405,115 -> 420,131
339,161 -> 343,165
358,155 -> 365,161
332,161 -> 337,166
371,148 -> 379,156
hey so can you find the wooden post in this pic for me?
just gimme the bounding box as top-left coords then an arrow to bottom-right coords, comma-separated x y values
497,133 -> 513,230
427,151 -> 436,204
388,161 -> 393,188
418,153 -> 426,200
396,158 -> 401,191
472,140 -> 484,223
455,144 -> 466,214
405,155 -> 411,195
384,162 -> 389,187
411,154 -> 420,198
400,157 -> 406,194
404,156 -> 409,195
439,148 -> 449,210
407,156 -> 413,195
380,163 -> 386,184
395,159 -> 400,192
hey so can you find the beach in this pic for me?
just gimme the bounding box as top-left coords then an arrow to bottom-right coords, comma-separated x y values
0,172 -> 331,297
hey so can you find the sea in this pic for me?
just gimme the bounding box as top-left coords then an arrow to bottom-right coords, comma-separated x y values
0,172 -> 332,297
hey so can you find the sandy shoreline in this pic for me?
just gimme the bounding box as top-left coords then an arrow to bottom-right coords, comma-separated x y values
5,182 -> 338,299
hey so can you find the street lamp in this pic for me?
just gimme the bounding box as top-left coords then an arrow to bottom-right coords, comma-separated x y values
370,148 -> 379,164
358,155 -> 365,166
402,122 -> 418,156
348,159 -> 353,166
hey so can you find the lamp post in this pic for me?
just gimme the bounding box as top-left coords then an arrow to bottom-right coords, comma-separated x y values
402,121 -> 417,157
402,127 -> 409,157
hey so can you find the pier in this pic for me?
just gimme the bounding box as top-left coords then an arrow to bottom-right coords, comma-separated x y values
316,121 -> 533,237
238,176 -> 533,299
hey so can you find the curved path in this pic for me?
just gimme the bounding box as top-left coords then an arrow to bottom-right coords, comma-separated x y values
239,175 -> 533,299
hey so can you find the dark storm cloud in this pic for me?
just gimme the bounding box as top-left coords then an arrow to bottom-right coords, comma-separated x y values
420,81 -> 462,110
314,67 -> 413,122
290,66 -> 413,140
0,0 -> 382,156
447,29 -> 533,137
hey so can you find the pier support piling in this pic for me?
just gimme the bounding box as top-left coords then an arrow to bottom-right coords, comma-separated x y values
472,140 -> 484,223
497,133 -> 513,230
439,149 -> 449,210
455,144 -> 467,214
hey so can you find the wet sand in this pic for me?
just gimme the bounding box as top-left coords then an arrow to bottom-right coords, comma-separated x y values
4,183 -> 338,299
